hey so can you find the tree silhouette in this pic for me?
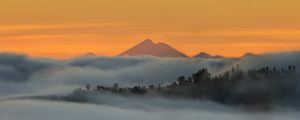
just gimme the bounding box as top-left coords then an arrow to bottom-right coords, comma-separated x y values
192,68 -> 210,83
86,84 -> 91,90
177,76 -> 186,85
288,65 -> 292,72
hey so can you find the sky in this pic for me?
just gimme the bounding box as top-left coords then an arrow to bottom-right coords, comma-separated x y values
0,0 -> 300,59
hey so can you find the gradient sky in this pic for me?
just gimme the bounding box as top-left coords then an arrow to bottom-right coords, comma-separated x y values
1,0 -> 300,58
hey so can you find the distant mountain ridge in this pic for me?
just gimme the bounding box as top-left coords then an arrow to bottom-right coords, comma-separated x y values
119,39 -> 188,58
194,52 -> 224,59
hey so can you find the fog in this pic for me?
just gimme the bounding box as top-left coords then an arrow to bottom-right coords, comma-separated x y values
0,51 -> 300,120
1,99 -> 300,120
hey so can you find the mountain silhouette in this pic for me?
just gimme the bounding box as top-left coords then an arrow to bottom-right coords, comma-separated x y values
194,52 -> 223,59
119,39 -> 188,58
243,52 -> 258,57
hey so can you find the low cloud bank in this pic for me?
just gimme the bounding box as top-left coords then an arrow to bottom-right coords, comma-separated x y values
0,51 -> 299,95
1,99 -> 300,120
0,51 -> 300,120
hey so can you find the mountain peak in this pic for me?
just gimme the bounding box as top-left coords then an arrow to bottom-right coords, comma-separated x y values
196,52 -> 210,56
143,39 -> 154,43
243,52 -> 257,57
119,39 -> 187,58
139,39 -> 154,45
194,52 -> 223,59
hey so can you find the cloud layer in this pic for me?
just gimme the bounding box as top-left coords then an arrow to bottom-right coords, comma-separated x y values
0,52 -> 299,95
0,52 -> 300,120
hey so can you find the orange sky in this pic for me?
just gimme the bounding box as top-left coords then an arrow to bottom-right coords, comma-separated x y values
1,0 -> 300,59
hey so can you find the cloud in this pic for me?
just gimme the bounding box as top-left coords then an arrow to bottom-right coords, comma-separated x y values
0,99 -> 299,120
0,23 -> 132,38
169,30 -> 300,37
0,51 -> 299,95
0,53 -> 57,82
0,51 -> 300,119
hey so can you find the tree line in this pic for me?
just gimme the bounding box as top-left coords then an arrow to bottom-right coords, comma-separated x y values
79,64 -> 298,109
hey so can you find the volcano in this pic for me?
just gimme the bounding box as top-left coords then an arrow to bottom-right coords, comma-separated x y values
119,39 -> 187,58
